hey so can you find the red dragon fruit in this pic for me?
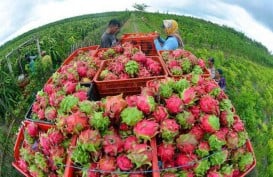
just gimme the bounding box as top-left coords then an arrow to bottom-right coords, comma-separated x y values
176,132 -> 199,154
167,59 -> 180,68
39,133 -> 51,155
199,95 -> 220,115
197,58 -> 206,68
233,116 -> 245,132
121,107 -> 144,126
34,151 -> 49,172
136,95 -> 156,114
175,154 -> 197,170
220,164 -> 234,177
157,143 -> 175,164
165,95 -> 183,114
103,133 -> 124,156
138,66 -> 152,77
108,61 -> 125,75
117,154 -> 133,171
133,119 -> 159,141
49,146 -> 66,170
45,107 -> 57,120
200,114 -> 220,133
205,80 -> 219,93
44,83 -> 55,95
188,105 -> 201,119
17,158 -> 28,173
78,129 -> 102,152
48,129 -> 64,145
124,136 -> 138,152
73,90 -> 87,101
65,111 -> 89,134
98,156 -> 116,173
180,87 -> 196,105
226,131 -> 239,149
208,128 -> 228,151
153,105 -> 169,123
125,95 -> 138,107
207,169 -> 223,177
176,111 -> 196,130
104,94 -> 127,119
63,81 -> 77,94
220,110 -> 234,127
127,143 -> 153,168
77,61 -> 88,77
26,122 -> 39,137
209,149 -> 229,166
189,125 -> 205,141
195,141 -> 210,158
37,109 -> 45,120
160,119 -> 180,143
132,51 -> 147,64
145,57 -> 162,75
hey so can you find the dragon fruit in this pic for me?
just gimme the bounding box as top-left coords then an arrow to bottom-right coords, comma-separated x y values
173,78 -> 190,93
63,81 -> 77,94
125,95 -> 138,107
153,105 -> 168,123
17,158 -> 28,173
132,51 -> 147,64
124,136 -> 138,152
44,83 -> 55,95
133,119 -> 159,141
238,152 -> 254,172
48,129 -> 64,145
127,143 -> 153,168
209,149 -> 229,166
180,87 -> 196,105
99,156 -> 116,173
121,107 -> 144,126
207,170 -> 223,177
104,71 -> 118,81
29,165 -> 46,177
89,111 -> 110,133
157,143 -> 175,164
145,57 -> 162,75
65,111 -> 89,134
104,94 -> 127,119
125,60 -> 139,77
220,164 -> 234,177
195,141 -> 210,158
59,95 -> 79,114
49,146 -> 65,170
233,116 -> 245,132
159,82 -> 174,98
189,125 -> 205,141
189,105 -> 201,119
170,66 -> 183,75
226,131 -> 239,149
37,109 -> 45,120
117,154 -> 133,171
79,100 -> 99,115
208,128 -> 228,151
78,129 -> 102,152
200,114 -> 220,133
181,58 -> 192,74
176,132 -> 199,154
220,110 -> 234,127
193,159 -> 210,177
138,66 -> 152,77
82,163 -> 99,177
103,133 -> 124,156
199,95 -> 219,115
160,119 -> 180,143
175,154 -> 197,170
71,145 -> 90,165
73,90 -> 87,101
136,95 -> 156,114
39,133 -> 51,155
108,61 -> 125,75
26,122 -> 39,137
45,107 -> 57,120
34,152 -> 49,172
176,111 -> 195,130
165,95 -> 183,114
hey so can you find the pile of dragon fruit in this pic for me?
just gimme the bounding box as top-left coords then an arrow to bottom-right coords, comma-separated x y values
16,74 -> 255,177
159,49 -> 208,77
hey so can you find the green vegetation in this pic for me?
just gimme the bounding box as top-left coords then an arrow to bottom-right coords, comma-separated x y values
0,11 -> 273,176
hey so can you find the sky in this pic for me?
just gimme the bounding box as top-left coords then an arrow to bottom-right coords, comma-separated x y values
1,0 -> 273,53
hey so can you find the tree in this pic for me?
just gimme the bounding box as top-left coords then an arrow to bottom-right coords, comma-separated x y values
132,3 -> 149,11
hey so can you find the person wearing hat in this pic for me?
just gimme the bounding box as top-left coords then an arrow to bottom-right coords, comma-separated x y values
215,68 -> 226,91
208,57 -> 216,79
154,19 -> 184,50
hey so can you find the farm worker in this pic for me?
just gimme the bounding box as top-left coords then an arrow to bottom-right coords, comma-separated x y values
41,51 -> 53,69
154,19 -> 184,50
208,57 -> 216,79
100,19 -> 121,48
215,68 -> 226,91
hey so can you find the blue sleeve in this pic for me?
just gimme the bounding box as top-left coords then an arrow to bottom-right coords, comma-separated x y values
154,36 -> 179,50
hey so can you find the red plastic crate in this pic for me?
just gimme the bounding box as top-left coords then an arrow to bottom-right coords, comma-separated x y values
12,120 -> 53,177
94,56 -> 168,97
121,33 -> 158,56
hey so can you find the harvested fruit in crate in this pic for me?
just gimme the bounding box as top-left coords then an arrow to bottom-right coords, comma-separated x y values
159,49 -> 210,78
12,120 -> 76,177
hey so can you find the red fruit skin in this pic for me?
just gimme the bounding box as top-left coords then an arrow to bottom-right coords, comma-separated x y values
65,112 -> 89,134
99,157 -> 116,173
157,143 -> 175,163
73,91 -> 87,101
125,95 -> 138,107
105,94 -> 127,119
189,125 -> 205,140
103,134 -> 124,156
124,136 -> 138,152
162,172 -> 176,177
48,130 -> 64,145
64,81 -> 77,94
233,116 -> 245,132
44,83 -> 55,95
200,114 -> 220,133
136,95 -> 154,114
133,120 -> 159,140
17,158 -> 28,173
153,105 -> 168,123
181,87 -> 196,105
176,154 -> 197,170
226,131 -> 239,149
200,95 -> 220,115
26,122 -> 39,137
117,155 -> 133,171
165,95 -> 183,114
189,105 -> 201,119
